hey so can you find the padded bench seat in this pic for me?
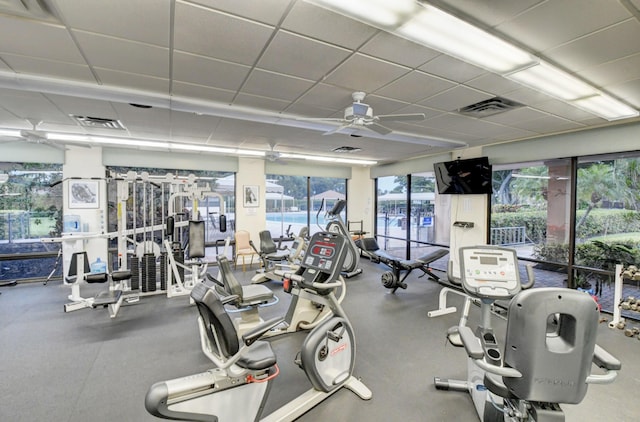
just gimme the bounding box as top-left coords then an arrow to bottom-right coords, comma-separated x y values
93,290 -> 123,307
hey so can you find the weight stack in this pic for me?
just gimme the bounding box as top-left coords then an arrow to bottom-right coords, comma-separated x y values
173,248 -> 185,286
130,257 -> 140,290
143,253 -> 157,292
159,252 -> 167,291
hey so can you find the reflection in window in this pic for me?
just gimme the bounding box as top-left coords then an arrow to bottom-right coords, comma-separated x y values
0,163 -> 63,281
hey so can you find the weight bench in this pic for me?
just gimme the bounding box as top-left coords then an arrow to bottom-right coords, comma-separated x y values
92,270 -> 130,309
356,238 -> 449,293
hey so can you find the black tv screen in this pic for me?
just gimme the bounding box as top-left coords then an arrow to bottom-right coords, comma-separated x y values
433,157 -> 493,195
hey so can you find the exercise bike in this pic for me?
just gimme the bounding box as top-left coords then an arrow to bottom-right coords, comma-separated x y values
434,245 -> 621,421
322,199 -> 363,278
145,231 -> 372,421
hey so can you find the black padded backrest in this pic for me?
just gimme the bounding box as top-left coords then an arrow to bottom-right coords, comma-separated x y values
189,220 -> 206,259
259,230 -> 277,254
503,288 -> 599,404
191,282 -> 240,358
67,252 -> 90,277
217,255 -> 243,299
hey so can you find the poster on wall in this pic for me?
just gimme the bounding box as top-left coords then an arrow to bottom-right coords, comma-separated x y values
68,180 -> 99,209
243,185 -> 259,208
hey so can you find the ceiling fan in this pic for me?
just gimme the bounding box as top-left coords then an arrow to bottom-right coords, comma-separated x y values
265,143 -> 287,164
301,92 -> 426,136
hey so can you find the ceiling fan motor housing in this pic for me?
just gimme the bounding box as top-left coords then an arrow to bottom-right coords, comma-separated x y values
345,102 -> 373,121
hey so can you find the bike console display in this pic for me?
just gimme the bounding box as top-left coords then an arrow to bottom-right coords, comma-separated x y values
459,246 -> 521,300
302,231 -> 346,275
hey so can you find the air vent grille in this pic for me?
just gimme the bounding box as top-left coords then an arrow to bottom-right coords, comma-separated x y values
458,97 -> 523,117
71,115 -> 127,130
332,146 -> 362,153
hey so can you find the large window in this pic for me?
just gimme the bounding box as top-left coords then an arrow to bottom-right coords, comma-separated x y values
0,163 -> 63,282
574,153 -> 640,293
375,172 -> 445,262
265,174 -> 347,239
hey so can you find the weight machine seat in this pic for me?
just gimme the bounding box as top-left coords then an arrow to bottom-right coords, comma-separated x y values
92,289 -> 123,307
399,249 -> 449,270
85,273 -> 109,283
217,256 -> 275,306
111,270 -> 131,282
191,282 -> 277,371
258,230 -> 289,262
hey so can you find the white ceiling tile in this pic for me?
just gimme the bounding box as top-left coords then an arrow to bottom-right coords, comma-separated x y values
172,81 -> 236,104
433,0 -> 545,27
422,113 -> 516,139
295,84 -> 357,110
0,54 -> 96,82
419,86 -> 493,112
376,71 -> 456,104
73,31 -> 169,79
578,53 -> 640,87
44,94 -> 117,119
324,54 -> 410,94
496,0 -> 629,53
607,79 -> 640,109
283,102 -> 336,119
360,32 -> 440,69
187,0 -> 292,25
363,95 -> 411,115
0,15 -> 85,63
0,57 -> 13,71
282,1 -> 377,50
482,107 -> 549,125
54,0 -> 170,47
392,104 -> 445,121
174,2 -> 274,66
545,20 -> 640,71
241,69 -> 314,101
419,55 -> 487,84
465,73 -> 523,96
173,51 -> 250,91
257,31 -> 351,80
94,68 -> 170,93
531,99 -> 601,122
510,115 -> 584,133
0,89 -> 70,124
169,112 -> 221,139
233,93 -> 290,112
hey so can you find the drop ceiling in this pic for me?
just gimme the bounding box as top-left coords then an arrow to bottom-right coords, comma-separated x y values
0,0 -> 639,164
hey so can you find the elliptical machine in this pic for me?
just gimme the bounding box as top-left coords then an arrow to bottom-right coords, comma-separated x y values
434,245 -> 621,421
323,199 -> 363,278
145,231 -> 372,421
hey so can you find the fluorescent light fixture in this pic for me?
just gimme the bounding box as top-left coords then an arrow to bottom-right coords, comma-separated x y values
307,0 -> 638,121
0,129 -> 22,137
307,0 -> 536,73
573,94 -> 640,121
305,0 -> 416,27
281,153 -> 377,166
507,62 -> 597,100
91,137 -> 168,148
396,6 -> 537,73
46,133 -> 89,141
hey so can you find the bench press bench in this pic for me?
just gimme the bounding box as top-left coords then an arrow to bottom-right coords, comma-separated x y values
356,238 -> 449,293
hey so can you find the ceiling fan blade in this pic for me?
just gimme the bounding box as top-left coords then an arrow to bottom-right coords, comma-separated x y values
367,122 -> 393,135
323,123 -> 352,136
294,117 -> 345,122
376,113 -> 426,122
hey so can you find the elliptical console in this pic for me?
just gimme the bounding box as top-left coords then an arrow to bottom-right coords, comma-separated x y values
459,246 -> 521,300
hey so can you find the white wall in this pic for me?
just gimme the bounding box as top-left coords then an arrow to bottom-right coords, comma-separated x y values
347,166 -> 374,235
235,157 -> 267,245
61,146 -> 108,274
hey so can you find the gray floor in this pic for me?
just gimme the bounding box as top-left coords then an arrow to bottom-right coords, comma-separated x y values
1,258 -> 638,421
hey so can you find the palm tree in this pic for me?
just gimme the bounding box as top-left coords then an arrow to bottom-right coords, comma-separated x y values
575,163 -> 617,229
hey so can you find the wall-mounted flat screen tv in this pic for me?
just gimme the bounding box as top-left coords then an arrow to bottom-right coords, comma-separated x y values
433,157 -> 493,194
